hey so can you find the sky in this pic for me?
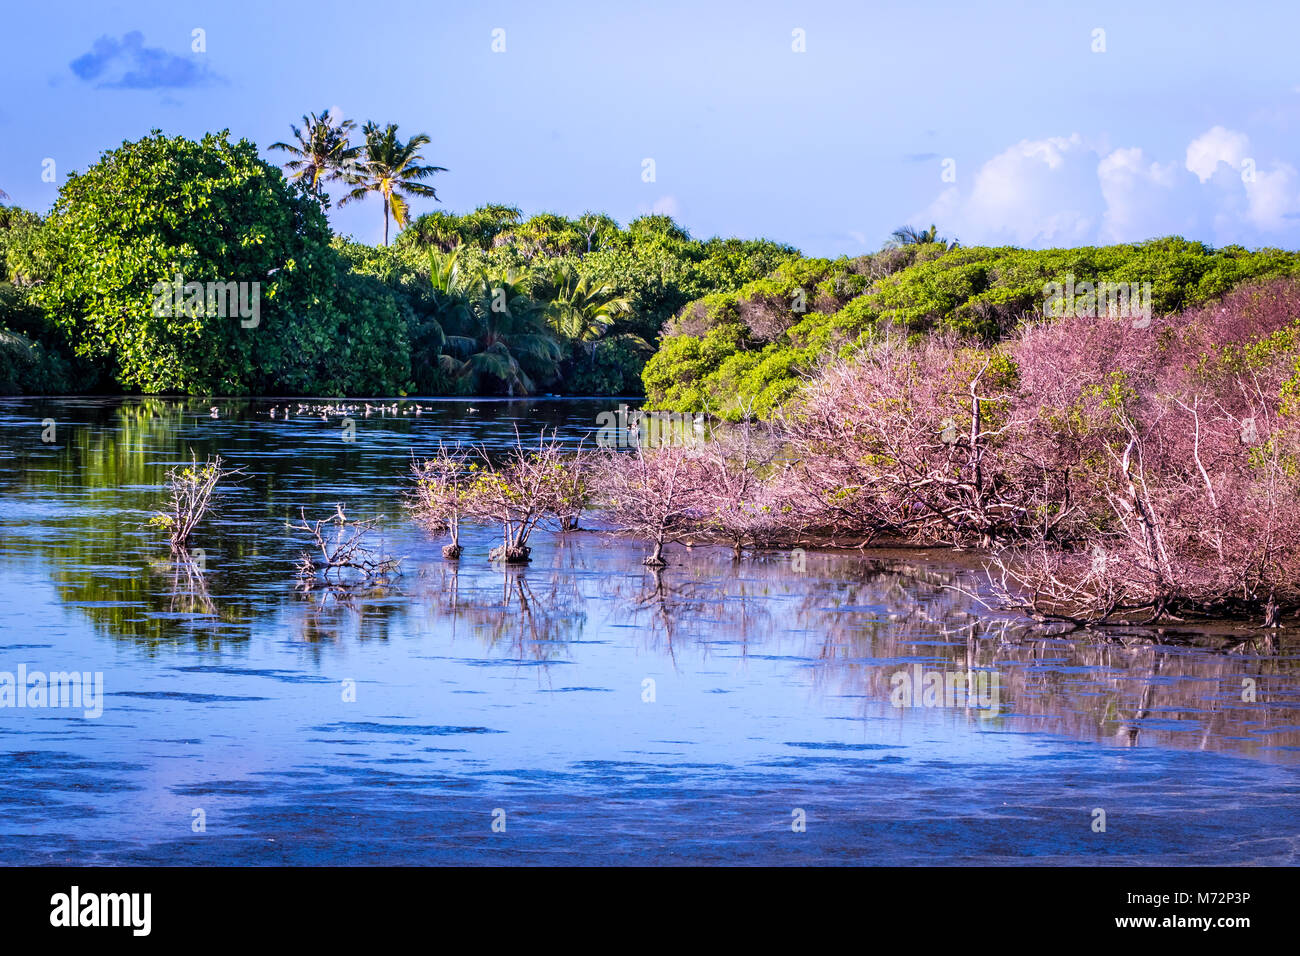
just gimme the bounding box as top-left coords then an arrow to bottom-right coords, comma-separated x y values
2,0 -> 1299,256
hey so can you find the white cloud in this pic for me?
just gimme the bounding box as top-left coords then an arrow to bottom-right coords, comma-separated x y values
918,134 -> 1100,246
1185,126 -> 1250,183
637,194 -> 682,220
1097,147 -> 1183,242
912,127 -> 1300,248
1245,162 -> 1300,231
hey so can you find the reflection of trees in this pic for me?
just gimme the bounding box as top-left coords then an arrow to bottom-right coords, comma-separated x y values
604,553 -> 779,667
598,546 -> 1300,758
3,397 -> 622,651
783,558 -> 1300,757
618,567 -> 710,664
413,562 -> 586,661
4,396 -> 1300,759
168,549 -> 215,618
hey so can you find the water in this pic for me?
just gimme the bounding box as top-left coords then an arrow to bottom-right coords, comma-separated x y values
1,397 -> 1298,865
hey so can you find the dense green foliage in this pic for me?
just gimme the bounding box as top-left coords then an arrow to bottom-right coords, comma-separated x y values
0,120 -> 796,396
0,206 -> 76,393
4,126 -> 1298,403
395,208 -> 797,343
339,206 -> 798,395
642,239 -> 1300,419
8,131 -> 408,395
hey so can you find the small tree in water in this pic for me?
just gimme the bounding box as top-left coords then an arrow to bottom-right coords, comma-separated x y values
595,443 -> 705,566
409,442 -> 473,559
149,453 -> 243,552
295,504 -> 401,586
463,431 -> 573,564
546,439 -> 593,533
692,424 -> 784,558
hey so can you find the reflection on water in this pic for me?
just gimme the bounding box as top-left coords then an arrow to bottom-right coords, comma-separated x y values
0,397 -> 1298,865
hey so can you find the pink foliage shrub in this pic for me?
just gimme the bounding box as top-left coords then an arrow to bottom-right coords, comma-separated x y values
997,279 -> 1300,623
593,425 -> 788,564
779,277 -> 1300,623
779,334 -> 1056,547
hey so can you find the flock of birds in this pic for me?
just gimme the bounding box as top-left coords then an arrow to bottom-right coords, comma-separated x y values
207,403 -> 483,420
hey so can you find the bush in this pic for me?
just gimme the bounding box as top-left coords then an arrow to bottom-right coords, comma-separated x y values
773,276 -> 1300,624
17,130 -> 410,395
0,205 -> 42,282
0,328 -> 73,394
644,239 -> 1300,418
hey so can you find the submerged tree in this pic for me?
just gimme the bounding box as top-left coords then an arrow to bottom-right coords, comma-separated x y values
409,442 -> 474,559
545,440 -> 593,532
595,444 -> 705,566
149,453 -> 244,551
692,424 -> 786,557
295,504 -> 402,586
462,432 -> 575,563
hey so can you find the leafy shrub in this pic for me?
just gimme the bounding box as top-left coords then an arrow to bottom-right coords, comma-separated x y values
16,130 -> 410,395
0,328 -> 73,394
645,239 -> 1300,418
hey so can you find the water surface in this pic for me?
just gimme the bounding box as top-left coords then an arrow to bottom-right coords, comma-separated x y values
1,397 -> 1297,865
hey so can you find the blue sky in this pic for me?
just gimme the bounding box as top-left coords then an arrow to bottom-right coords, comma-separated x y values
2,0 -> 1299,255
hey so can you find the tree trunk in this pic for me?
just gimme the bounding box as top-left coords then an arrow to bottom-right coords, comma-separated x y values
1264,592 -> 1280,628
489,544 -> 531,564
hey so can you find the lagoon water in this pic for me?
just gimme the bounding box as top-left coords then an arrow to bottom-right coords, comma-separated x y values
0,397 -> 1297,865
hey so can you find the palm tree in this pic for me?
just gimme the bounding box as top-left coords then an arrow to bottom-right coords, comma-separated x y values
407,212 -> 464,252
435,260 -> 561,396
545,265 -> 632,356
428,246 -> 473,293
460,204 -> 523,249
502,214 -> 583,258
886,224 -> 958,249
342,122 -> 446,245
269,110 -> 361,206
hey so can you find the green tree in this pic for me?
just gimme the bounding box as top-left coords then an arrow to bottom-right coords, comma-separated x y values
436,259 -> 561,395
887,223 -> 957,249
545,264 -> 632,352
269,110 -> 362,207
342,122 -> 446,245
18,130 -> 409,394
0,204 -> 42,282
404,210 -> 464,251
